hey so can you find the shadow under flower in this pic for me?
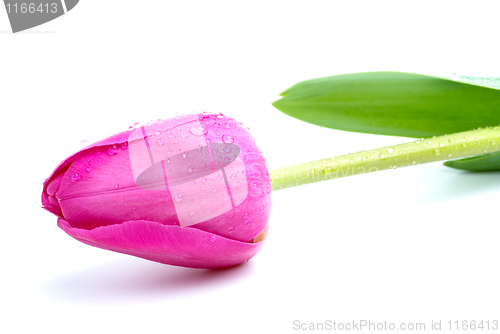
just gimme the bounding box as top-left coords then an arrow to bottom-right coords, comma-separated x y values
43,257 -> 256,304
423,169 -> 500,202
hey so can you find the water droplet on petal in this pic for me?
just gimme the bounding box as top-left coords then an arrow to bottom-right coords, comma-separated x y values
222,134 -> 234,144
157,138 -> 165,145
156,119 -> 163,124
189,124 -> 209,137
349,158 -> 354,163
462,143 -> 467,148
187,166 -> 194,173
379,153 -> 385,159
433,149 -> 441,156
449,138 -> 456,144
387,147 -> 394,154
175,194 -> 183,202
223,146 -> 232,153
362,156 -> 367,161
183,152 -> 189,158
210,235 -> 216,242
71,174 -> 80,182
121,142 -> 128,150
115,183 -> 120,188
108,145 -> 118,155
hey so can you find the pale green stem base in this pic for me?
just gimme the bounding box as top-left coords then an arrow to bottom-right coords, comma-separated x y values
270,126 -> 500,191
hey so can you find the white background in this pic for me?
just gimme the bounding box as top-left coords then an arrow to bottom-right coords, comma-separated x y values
1,1 -> 500,333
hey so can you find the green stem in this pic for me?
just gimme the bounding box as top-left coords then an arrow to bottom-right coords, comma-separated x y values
270,126 -> 500,191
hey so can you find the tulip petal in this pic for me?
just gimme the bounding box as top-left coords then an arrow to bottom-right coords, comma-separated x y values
43,130 -> 134,188
43,113 -> 271,242
42,166 -> 69,218
43,113 -> 272,268
57,218 -> 266,269
55,145 -> 179,230
42,130 -> 134,215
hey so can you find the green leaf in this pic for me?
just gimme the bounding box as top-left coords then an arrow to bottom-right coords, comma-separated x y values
272,72 -> 500,171
272,72 -> 500,138
444,151 -> 500,171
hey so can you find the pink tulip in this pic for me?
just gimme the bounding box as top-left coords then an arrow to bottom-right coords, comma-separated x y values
42,113 -> 271,269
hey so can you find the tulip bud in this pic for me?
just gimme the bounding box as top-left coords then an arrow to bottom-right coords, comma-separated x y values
42,113 -> 271,269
